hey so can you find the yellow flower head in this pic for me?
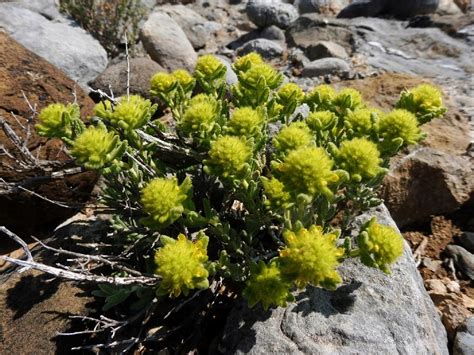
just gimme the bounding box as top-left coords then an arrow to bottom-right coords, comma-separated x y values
280,226 -> 343,289
233,52 -> 264,72
337,138 -> 383,182
277,83 -> 304,105
334,88 -> 364,111
226,107 -> 265,138
109,95 -> 157,130
195,54 -> 226,80
396,84 -> 446,123
306,110 -> 337,131
305,85 -> 336,111
70,125 -> 125,170
140,177 -> 192,229
344,108 -> 379,136
275,146 -> 339,199
358,218 -> 404,274
155,233 -> 209,297
150,72 -> 177,94
204,135 -> 252,179
240,63 -> 283,90
261,177 -> 291,210
172,69 -> 195,91
273,122 -> 313,156
378,109 -> 422,146
36,103 -> 80,139
243,261 -> 293,310
180,94 -> 219,135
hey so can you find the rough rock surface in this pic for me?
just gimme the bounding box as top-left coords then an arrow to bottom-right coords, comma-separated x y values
0,33 -> 96,248
295,0 -> 350,15
381,148 -> 473,227
219,205 -> 448,355
90,57 -> 165,100
158,4 -> 221,50
140,11 -> 197,71
301,58 -> 351,77
287,14 -> 473,80
0,3 -> 108,86
454,317 -> 474,355
237,38 -> 284,58
3,0 -> 61,20
305,40 -> 349,60
246,0 -> 299,29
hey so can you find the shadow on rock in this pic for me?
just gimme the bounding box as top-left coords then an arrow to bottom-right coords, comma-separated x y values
6,273 -> 60,320
293,281 -> 362,317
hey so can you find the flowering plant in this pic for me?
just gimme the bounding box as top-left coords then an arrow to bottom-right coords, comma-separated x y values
36,53 -> 445,314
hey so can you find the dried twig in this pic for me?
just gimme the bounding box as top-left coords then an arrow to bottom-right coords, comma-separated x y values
31,236 -> 146,277
0,227 -> 160,286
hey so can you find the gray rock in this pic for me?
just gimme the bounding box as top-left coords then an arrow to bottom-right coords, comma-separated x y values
158,5 -> 222,50
382,148 -> 473,227
0,4 -> 108,87
246,0 -> 299,29
337,0 -> 440,19
306,40 -> 349,60
89,57 -> 165,99
287,14 -> 473,80
219,204 -> 448,354
295,0 -> 350,14
458,232 -> 474,254
216,55 -> 238,86
445,245 -> 474,280
5,0 -> 60,20
260,25 -> 286,42
237,38 -> 284,59
140,11 -> 197,71
454,317 -> 474,355
301,58 -> 351,77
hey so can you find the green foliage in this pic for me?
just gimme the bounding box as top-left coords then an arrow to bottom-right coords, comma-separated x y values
59,0 -> 145,57
37,52 -> 444,312
243,261 -> 294,310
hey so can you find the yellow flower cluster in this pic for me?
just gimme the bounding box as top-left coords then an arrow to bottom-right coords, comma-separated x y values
140,177 -> 192,228
180,94 -> 219,136
396,84 -> 446,124
261,177 -> 291,210
36,103 -> 80,139
273,122 -> 313,156
204,135 -> 252,179
358,218 -> 404,274
336,138 -> 383,182
226,107 -> 265,138
378,109 -> 423,146
280,226 -> 343,289
70,125 -> 125,171
275,147 -> 339,199
306,110 -> 337,131
155,234 -> 209,297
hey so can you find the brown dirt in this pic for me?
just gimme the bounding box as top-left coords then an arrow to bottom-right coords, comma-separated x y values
0,33 -> 98,251
403,213 -> 474,341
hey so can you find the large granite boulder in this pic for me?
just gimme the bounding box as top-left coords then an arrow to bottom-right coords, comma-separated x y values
0,3 -> 108,86
219,205 -> 448,354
